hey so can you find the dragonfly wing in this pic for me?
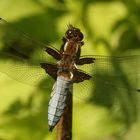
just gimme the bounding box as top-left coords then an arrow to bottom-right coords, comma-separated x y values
78,55 -> 140,88
45,46 -> 61,60
40,63 -> 58,80
0,18 -> 57,88
0,18 -> 53,63
72,69 -> 91,83
76,57 -> 95,65
74,55 -> 140,108
93,55 -> 140,90
0,51 -> 54,88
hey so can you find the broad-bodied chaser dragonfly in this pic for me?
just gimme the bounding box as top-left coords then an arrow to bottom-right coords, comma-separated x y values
0,18 -> 140,131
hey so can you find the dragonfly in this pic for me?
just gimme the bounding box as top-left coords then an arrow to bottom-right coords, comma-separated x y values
0,18 -> 140,131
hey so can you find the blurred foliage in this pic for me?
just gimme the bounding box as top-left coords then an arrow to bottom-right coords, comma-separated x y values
0,0 -> 140,140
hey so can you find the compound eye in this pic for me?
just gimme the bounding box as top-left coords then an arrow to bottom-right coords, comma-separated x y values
65,29 -> 73,39
65,27 -> 84,41
76,30 -> 83,41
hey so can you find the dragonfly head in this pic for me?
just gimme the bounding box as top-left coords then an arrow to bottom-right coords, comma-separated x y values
65,24 -> 84,42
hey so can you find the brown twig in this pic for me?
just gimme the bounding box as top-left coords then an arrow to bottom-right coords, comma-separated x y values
56,88 -> 73,140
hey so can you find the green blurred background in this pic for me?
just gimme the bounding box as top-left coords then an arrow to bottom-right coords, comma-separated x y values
0,0 -> 140,140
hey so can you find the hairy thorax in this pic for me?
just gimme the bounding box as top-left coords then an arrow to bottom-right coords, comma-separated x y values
57,40 -> 79,79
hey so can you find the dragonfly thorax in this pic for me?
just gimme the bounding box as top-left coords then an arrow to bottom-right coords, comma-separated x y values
57,53 -> 76,80
63,40 -> 79,56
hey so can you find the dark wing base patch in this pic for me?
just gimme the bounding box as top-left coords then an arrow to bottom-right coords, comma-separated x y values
45,47 -> 61,60
72,69 -> 91,83
76,57 -> 95,65
40,63 -> 58,80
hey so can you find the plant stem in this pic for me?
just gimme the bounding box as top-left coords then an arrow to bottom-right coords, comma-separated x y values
56,87 -> 73,140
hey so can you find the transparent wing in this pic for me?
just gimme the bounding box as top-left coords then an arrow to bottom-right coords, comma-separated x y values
0,18 -> 56,88
74,55 -> 140,108
0,18 -> 57,63
0,51 -> 54,88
